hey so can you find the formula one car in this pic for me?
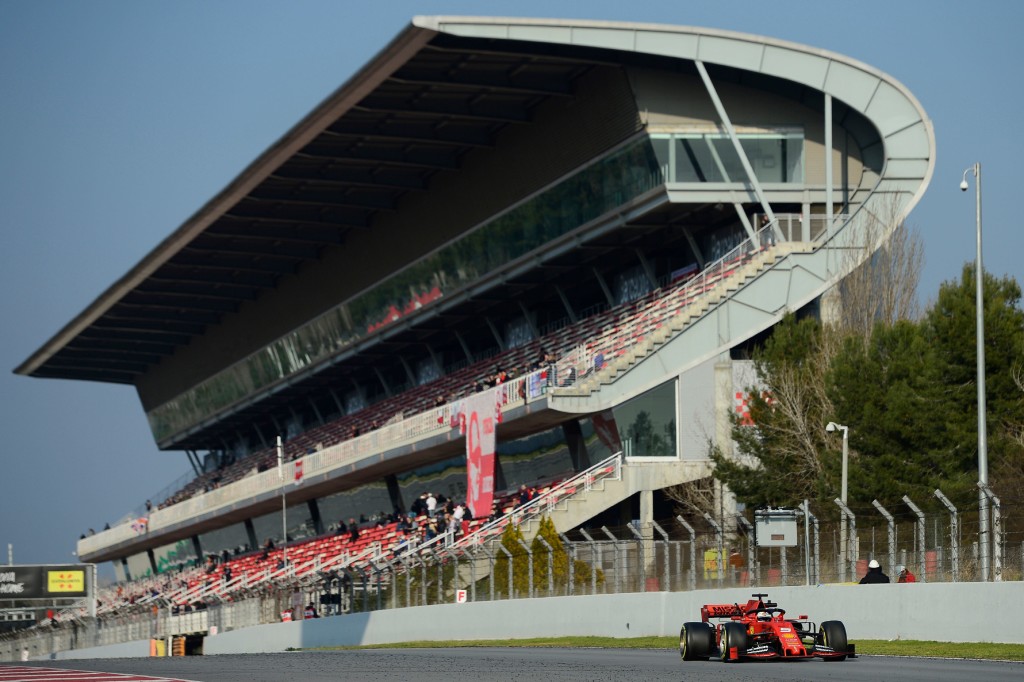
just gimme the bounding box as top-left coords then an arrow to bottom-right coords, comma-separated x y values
679,593 -> 855,662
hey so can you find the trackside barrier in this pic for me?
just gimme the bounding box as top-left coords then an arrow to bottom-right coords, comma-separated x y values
5,498 -> 1023,660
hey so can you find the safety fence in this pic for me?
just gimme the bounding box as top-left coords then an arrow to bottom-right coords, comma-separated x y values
5,491 -> 1020,661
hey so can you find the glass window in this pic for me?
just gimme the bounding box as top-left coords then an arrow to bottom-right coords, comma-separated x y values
496,425 -> 576,491
613,380 -> 677,458
152,539 -> 197,574
661,130 -> 804,184
249,502 -> 315,548
148,135 -> 665,443
198,522 -> 254,560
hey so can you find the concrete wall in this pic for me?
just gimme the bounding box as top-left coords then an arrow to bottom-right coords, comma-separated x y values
35,582 -> 1023,660
45,638 -> 151,661
203,581 -> 1024,654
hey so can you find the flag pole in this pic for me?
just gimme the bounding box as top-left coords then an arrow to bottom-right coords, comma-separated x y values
277,436 -> 288,572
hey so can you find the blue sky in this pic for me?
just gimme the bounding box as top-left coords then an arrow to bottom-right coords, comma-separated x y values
1,0 -> 1021,569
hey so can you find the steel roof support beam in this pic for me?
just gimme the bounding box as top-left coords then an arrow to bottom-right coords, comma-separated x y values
694,61 -> 777,238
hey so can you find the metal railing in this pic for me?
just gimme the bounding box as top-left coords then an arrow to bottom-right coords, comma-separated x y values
7,491 -> 1021,661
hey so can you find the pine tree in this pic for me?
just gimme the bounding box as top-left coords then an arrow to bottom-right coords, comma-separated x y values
492,521 -> 530,597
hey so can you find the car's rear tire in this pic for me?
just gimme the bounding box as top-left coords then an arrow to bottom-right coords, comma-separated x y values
680,621 -> 712,661
720,622 -> 748,662
819,620 -> 848,661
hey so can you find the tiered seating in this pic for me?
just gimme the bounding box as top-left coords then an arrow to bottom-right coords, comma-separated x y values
155,249 -> 719,514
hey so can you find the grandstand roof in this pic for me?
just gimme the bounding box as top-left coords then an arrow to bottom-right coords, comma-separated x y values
14,19 -> 602,384
16,16 -> 932,444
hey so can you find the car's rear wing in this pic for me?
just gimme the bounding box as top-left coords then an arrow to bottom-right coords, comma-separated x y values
701,594 -> 778,622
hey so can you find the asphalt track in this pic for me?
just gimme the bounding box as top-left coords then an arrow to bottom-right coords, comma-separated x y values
5,649 -> 1023,682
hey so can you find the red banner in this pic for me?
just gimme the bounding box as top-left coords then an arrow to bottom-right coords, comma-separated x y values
294,459 -> 303,485
465,392 -> 496,519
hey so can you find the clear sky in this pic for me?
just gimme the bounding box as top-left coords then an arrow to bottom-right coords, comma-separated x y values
1,0 -> 1021,570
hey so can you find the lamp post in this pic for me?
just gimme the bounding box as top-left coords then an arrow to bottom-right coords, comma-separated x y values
961,162 -> 989,581
826,422 -> 849,578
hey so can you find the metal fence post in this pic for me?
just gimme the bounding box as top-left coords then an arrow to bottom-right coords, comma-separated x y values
871,499 -> 897,582
433,549 -> 444,604
626,523 -> 646,592
934,489 -> 959,581
652,522 -> 671,591
579,529 -> 599,595
498,545 -> 514,599
903,495 -> 927,583
798,501 -> 813,585
477,545 -> 495,602
535,535 -> 555,596
735,514 -> 756,587
600,527 -> 621,593
560,534 -> 576,596
676,516 -> 697,591
702,513 -> 724,587
979,483 -> 1002,582
834,498 -> 856,581
517,539 -> 534,598
444,549 -> 460,602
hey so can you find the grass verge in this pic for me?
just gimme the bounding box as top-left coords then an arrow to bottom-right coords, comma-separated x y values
307,636 -> 1024,661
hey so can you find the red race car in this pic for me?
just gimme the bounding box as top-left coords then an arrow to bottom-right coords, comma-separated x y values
680,593 -> 855,662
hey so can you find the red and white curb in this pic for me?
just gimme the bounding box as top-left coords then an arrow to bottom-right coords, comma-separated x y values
0,666 -> 198,682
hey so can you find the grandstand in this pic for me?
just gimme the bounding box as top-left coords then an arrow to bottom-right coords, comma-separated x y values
11,15 -> 932,649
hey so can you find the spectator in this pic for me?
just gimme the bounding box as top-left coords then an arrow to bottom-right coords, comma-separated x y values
426,492 -> 437,518
304,602 -> 319,619
859,559 -> 890,584
897,565 -> 917,583
517,484 -> 532,507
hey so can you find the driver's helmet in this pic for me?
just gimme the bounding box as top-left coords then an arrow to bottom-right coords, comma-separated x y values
757,611 -> 772,622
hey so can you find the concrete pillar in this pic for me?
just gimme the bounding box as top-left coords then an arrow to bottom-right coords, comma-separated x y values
561,419 -> 592,471
820,286 -> 843,326
714,356 -> 739,534
307,499 -> 323,536
385,474 -> 405,515
244,519 -> 259,552
640,489 -> 656,578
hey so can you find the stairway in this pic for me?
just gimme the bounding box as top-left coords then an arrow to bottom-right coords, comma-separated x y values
556,241 -> 812,398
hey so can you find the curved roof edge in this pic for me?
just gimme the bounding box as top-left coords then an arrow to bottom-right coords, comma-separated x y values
17,16 -> 935,380
415,15 -> 935,216
14,19 -> 439,378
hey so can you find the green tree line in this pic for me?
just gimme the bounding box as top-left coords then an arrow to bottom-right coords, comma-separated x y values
712,264 -> 1024,515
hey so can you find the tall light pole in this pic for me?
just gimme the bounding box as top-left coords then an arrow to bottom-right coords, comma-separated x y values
277,435 -> 289,572
961,163 -> 989,581
826,421 -> 849,578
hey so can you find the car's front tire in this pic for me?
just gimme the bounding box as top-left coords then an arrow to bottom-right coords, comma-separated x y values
819,620 -> 848,661
720,622 -> 748,662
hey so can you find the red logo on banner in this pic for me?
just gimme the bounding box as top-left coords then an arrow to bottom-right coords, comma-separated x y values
294,459 -> 303,485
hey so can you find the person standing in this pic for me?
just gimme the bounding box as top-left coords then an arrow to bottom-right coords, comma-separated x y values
859,559 -> 890,584
897,565 -> 917,583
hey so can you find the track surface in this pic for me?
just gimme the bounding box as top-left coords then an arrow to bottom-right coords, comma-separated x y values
4,649 -> 1022,682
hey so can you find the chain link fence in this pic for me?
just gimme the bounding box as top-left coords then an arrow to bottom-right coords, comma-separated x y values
3,496 -> 1020,661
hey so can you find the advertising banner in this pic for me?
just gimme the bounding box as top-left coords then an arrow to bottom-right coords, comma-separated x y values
0,565 -> 89,599
464,392 -> 496,519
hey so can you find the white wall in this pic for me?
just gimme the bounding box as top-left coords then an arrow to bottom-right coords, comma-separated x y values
33,582 -> 1022,660
202,581 -> 1024,655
